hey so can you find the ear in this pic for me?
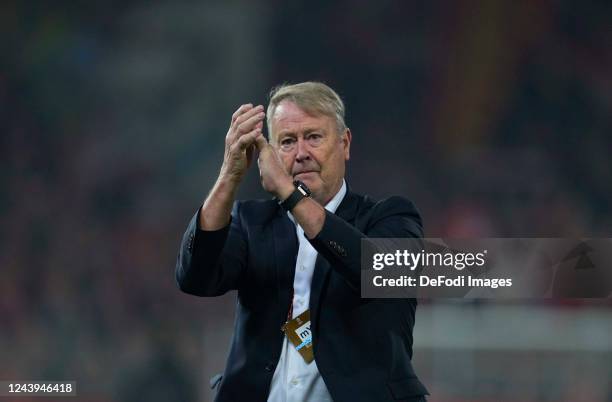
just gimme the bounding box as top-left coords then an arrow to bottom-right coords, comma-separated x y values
342,128 -> 352,161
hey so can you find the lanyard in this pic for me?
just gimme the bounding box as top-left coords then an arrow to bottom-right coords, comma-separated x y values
285,289 -> 294,324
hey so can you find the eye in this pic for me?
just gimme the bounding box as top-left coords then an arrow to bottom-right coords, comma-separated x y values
307,133 -> 323,146
280,137 -> 296,146
279,137 -> 296,151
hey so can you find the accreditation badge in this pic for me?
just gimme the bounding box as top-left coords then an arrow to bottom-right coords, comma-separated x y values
281,309 -> 314,363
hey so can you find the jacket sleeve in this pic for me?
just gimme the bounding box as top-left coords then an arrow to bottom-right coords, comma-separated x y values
175,202 -> 247,296
308,196 -> 423,291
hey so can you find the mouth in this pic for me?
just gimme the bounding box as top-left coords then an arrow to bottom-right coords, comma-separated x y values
294,171 -> 318,177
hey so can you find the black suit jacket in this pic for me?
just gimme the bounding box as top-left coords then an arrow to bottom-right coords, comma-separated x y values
176,189 -> 429,402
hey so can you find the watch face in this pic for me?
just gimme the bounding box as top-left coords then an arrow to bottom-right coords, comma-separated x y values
293,180 -> 312,196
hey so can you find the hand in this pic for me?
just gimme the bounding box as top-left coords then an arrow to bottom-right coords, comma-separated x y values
219,104 -> 266,184
255,135 -> 294,200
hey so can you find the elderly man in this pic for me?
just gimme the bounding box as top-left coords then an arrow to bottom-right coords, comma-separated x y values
176,82 -> 428,402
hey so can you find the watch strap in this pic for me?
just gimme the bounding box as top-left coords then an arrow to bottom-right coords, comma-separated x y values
280,181 -> 311,211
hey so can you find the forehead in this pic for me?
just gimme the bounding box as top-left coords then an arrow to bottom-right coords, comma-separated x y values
270,100 -> 334,134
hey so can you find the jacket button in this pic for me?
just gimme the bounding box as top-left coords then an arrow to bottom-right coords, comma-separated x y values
188,233 -> 195,251
328,240 -> 346,256
265,362 -> 275,372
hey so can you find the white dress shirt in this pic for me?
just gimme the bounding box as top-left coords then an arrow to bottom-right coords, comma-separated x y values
267,180 -> 347,402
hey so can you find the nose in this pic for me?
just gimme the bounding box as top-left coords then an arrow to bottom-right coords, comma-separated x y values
295,137 -> 310,163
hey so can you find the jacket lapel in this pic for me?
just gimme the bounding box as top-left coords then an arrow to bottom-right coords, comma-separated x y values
310,190 -> 361,335
272,209 -> 298,325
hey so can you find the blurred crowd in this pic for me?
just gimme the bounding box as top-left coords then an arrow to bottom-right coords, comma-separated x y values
1,1 -> 611,401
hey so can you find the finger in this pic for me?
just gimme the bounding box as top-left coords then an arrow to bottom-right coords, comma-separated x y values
235,128 -> 262,151
231,104 -> 253,123
235,110 -> 266,136
234,104 -> 264,128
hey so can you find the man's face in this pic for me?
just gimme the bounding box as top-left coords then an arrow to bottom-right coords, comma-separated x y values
269,100 -> 351,204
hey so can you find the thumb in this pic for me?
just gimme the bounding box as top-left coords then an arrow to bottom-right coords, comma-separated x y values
254,132 -> 269,151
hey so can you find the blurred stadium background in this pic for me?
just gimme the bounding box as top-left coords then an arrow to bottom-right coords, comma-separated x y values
1,1 -> 611,401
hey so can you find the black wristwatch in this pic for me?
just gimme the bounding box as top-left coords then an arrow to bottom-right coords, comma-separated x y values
279,180 -> 311,211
